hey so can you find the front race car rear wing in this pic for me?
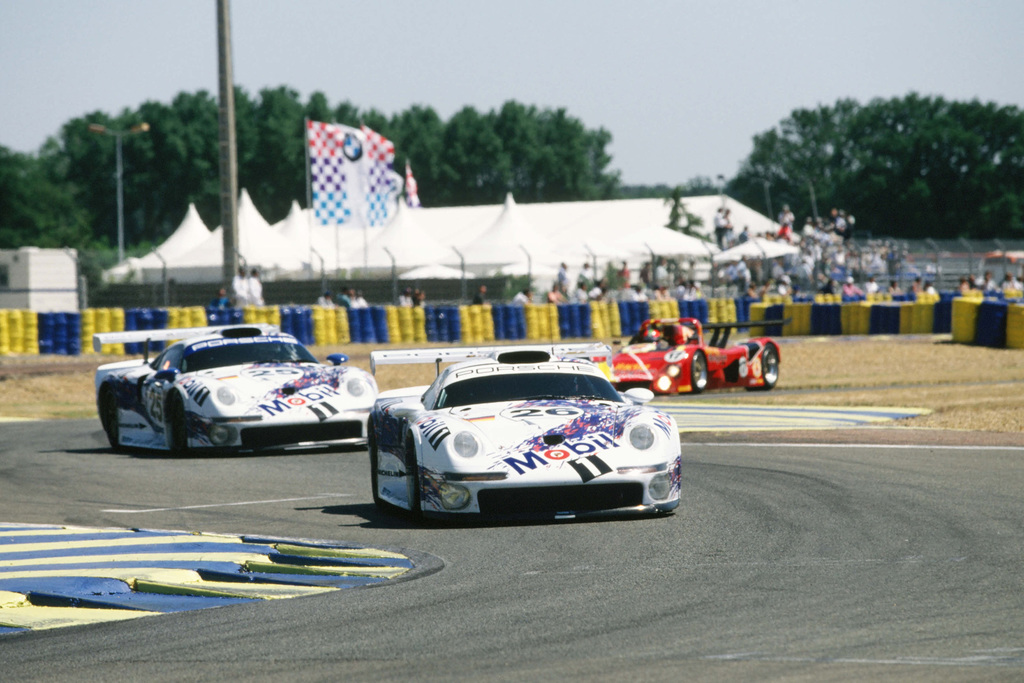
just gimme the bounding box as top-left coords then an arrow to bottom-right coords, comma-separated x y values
370,343 -> 612,376
702,318 -> 789,348
93,324 -> 280,360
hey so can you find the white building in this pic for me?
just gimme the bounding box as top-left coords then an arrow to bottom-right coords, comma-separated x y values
0,247 -> 79,311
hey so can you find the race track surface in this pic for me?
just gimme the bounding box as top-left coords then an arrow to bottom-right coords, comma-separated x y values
1,418 -> 1023,681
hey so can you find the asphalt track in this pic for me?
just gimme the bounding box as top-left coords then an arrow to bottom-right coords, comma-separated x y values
1,415 -> 1023,681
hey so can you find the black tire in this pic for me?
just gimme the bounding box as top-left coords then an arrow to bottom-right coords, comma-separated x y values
368,420 -> 385,509
98,385 -> 121,451
747,343 -> 779,391
404,434 -> 422,519
165,392 -> 190,455
689,349 -> 708,394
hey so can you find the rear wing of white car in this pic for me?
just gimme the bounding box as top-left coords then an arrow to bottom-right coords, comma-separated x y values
370,343 -> 612,376
93,324 -> 280,355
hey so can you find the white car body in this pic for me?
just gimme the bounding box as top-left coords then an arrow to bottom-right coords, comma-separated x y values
368,344 -> 681,520
94,325 -> 377,453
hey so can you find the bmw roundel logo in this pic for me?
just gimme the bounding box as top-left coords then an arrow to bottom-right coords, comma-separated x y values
343,133 -> 363,162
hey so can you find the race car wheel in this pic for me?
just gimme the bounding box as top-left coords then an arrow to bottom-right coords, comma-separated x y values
166,393 -> 190,456
404,434 -> 422,519
748,343 -> 780,391
368,420 -> 385,509
690,349 -> 708,394
99,386 -> 121,451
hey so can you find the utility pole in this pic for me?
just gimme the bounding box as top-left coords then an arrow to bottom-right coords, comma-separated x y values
217,0 -> 239,284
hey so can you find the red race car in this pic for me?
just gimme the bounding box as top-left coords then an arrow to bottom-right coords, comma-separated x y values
609,317 -> 781,395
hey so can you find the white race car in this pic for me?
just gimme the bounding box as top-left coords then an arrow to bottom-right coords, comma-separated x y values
368,344 -> 681,520
94,325 -> 377,454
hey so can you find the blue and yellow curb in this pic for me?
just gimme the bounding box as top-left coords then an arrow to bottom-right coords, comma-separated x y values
0,523 -> 438,634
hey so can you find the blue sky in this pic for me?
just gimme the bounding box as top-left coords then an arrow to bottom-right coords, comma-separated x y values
2,0 -> 1023,186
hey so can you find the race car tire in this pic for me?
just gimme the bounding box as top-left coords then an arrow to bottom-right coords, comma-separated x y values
747,343 -> 780,391
690,349 -> 708,394
166,392 -> 190,456
99,385 -> 122,451
368,420 -> 386,509
404,434 -> 422,519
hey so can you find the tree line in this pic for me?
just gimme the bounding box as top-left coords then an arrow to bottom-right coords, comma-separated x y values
1,90 -> 1021,271
728,93 -> 1024,241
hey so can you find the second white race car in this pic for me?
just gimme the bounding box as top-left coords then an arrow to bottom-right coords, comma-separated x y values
94,324 -> 377,454
368,344 -> 681,520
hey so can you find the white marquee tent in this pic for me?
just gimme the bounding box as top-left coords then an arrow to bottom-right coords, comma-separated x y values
103,203 -> 211,283
109,192 -> 777,287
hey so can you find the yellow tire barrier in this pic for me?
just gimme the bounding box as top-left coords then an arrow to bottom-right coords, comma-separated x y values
951,297 -> 981,343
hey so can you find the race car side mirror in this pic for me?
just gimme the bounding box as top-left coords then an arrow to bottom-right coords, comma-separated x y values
326,353 -> 349,365
154,368 -> 180,382
622,387 -> 654,404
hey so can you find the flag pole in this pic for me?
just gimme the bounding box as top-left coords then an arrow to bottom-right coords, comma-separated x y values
303,118 -> 314,279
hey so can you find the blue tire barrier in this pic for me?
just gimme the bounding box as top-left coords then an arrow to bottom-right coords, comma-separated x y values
52,312 -> 68,355
357,308 -> 377,344
975,300 -> 1008,348
693,298 -> 709,324
579,302 -> 592,338
508,305 -> 526,340
65,312 -> 82,355
370,306 -> 389,344
37,313 -> 54,355
424,306 -> 440,342
933,297 -> 953,333
764,304 -> 786,336
809,303 -> 842,335
446,305 -> 462,342
492,305 -> 506,341
346,305 -> 362,342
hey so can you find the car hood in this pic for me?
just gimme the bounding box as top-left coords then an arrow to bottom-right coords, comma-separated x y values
437,398 -> 647,453
186,362 -> 363,413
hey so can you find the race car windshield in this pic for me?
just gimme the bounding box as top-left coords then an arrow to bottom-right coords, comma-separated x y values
182,341 -> 318,373
435,372 -> 623,409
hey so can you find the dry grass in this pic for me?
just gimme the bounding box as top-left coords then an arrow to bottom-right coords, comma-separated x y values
1,336 -> 1022,432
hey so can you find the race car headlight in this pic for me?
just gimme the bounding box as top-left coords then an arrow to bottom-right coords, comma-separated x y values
655,376 -> 673,392
628,424 -> 656,450
216,385 -> 237,406
665,364 -> 680,378
208,423 -> 237,446
438,483 -> 472,510
346,376 -> 371,397
648,472 -> 671,500
452,431 -> 481,458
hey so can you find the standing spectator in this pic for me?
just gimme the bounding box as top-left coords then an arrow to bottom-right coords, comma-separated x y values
472,285 -> 487,305
350,291 -> 368,308
737,226 -> 751,244
546,283 -> 566,304
556,263 -> 570,292
232,266 -> 249,307
864,276 -> 880,295
512,287 -> 532,305
654,257 -> 669,287
210,288 -> 231,309
617,261 -> 631,286
398,287 -> 414,307
1003,272 -> 1022,294
246,268 -> 264,306
777,205 -> 794,242
713,208 -> 728,249
337,288 -> 352,309
578,262 -> 594,291
842,276 -> 864,298
317,291 -> 335,308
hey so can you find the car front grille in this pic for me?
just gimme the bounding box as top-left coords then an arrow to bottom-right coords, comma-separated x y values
476,483 -> 644,516
240,420 -> 364,449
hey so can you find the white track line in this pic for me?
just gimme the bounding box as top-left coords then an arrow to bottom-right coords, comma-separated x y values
102,493 -> 352,514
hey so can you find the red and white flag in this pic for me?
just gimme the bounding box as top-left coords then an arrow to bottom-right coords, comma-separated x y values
405,161 -> 421,208
360,124 -> 399,227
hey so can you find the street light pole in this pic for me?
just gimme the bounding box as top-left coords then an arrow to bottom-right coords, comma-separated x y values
89,122 -> 149,264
